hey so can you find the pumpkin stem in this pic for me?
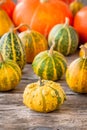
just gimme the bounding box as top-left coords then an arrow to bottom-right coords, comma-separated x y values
64,17 -> 69,27
80,44 -> 87,58
49,40 -> 55,55
40,0 -> 48,3
14,24 -> 31,31
0,0 -> 6,5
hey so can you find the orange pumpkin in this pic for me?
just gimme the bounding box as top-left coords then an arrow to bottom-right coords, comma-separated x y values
0,0 -> 15,19
12,0 -> 73,38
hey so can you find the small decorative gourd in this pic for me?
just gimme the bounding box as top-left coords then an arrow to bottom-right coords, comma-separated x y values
0,27 -> 26,70
23,79 -> 66,113
18,24 -> 48,63
0,53 -> 21,91
48,17 -> 79,56
32,42 -> 67,81
66,46 -> 87,93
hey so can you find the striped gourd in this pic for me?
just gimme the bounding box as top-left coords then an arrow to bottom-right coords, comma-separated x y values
0,31 -> 26,70
23,79 -> 66,112
19,28 -> 48,63
0,53 -> 21,91
48,17 -> 79,56
32,43 -> 67,81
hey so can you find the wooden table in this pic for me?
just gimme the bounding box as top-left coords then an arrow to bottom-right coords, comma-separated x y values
0,51 -> 87,130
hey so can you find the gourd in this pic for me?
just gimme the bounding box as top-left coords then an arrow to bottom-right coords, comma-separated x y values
48,17 -> 79,56
18,24 -> 48,63
66,46 -> 87,93
12,0 -> 73,38
32,42 -> 67,81
69,0 -> 83,16
79,43 -> 87,57
0,27 -> 26,70
0,8 -> 14,37
23,79 -> 66,112
0,53 -> 21,91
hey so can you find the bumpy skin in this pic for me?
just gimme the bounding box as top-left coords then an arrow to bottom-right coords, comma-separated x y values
66,58 -> 87,93
23,80 -> 66,113
0,32 -> 26,70
32,50 -> 67,81
19,30 -> 48,63
0,59 -> 21,91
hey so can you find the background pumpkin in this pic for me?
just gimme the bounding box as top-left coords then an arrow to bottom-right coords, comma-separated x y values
12,0 -> 73,38
73,6 -> 87,44
23,79 -> 66,112
0,0 -> 16,19
0,53 -> 21,91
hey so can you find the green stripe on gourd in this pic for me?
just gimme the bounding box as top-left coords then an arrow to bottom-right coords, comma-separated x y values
0,32 -> 26,70
32,43 -> 67,81
48,17 -> 79,56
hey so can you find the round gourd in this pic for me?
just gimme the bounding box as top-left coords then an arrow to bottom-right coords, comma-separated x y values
23,79 -> 66,112
48,17 -> 79,56
12,0 -> 73,38
66,49 -> 87,93
18,24 -> 48,63
32,43 -> 67,81
0,53 -> 21,91
0,30 -> 26,70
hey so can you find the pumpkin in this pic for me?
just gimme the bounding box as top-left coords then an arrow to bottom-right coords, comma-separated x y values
0,53 -> 21,91
32,43 -> 67,81
69,0 -> 84,16
12,0 -> 73,38
48,17 -> 79,56
18,24 -> 48,63
23,79 -> 66,112
79,43 -> 87,57
0,0 -> 16,19
0,8 -> 14,37
0,29 -> 26,70
60,0 -> 74,4
73,7 -> 87,44
66,47 -> 87,93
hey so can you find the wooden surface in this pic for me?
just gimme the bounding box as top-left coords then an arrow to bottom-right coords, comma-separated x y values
0,51 -> 87,130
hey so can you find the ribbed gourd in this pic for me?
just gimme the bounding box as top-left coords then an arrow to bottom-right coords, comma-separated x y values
66,46 -> 87,93
0,29 -> 26,70
32,42 -> 67,81
23,79 -> 66,112
0,53 -> 21,91
48,17 -> 79,56
18,24 -> 48,63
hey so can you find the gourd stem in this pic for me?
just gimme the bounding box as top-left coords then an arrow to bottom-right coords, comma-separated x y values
64,17 -> 69,27
49,40 -> 55,55
0,53 -> 4,62
80,44 -> 87,58
14,24 -> 31,31
40,0 -> 48,3
39,77 -> 44,86
0,0 -> 6,5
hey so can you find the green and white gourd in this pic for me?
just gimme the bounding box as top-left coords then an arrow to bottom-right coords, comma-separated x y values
0,31 -> 26,70
32,43 -> 67,81
48,17 -> 79,56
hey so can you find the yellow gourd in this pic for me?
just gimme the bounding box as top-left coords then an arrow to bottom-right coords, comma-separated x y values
23,79 -> 66,113
0,8 -> 14,37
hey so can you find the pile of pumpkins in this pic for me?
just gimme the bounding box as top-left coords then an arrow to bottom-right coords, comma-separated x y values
0,0 -> 87,113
